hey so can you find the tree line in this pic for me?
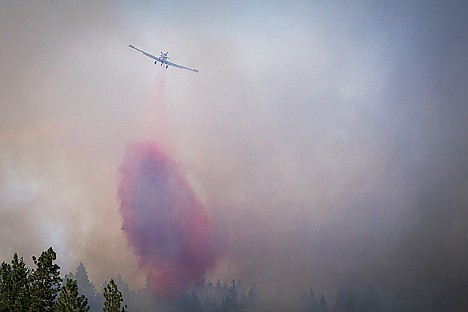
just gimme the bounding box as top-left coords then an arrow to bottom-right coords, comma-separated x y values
2,248 -> 467,311
0,247 -> 127,312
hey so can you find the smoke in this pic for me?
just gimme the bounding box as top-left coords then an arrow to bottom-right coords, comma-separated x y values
118,141 -> 217,298
1,1 -> 468,303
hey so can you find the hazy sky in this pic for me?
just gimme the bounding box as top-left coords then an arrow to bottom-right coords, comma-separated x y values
1,0 -> 467,297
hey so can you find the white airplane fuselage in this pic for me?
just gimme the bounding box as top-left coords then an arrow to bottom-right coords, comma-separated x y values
156,53 -> 169,66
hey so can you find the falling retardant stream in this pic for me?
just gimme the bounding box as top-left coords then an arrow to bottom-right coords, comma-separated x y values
118,141 -> 217,299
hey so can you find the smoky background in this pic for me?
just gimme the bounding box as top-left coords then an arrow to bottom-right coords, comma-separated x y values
1,0 -> 467,301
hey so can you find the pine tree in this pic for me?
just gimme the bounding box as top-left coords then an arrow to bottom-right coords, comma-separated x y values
359,284 -> 381,312
11,253 -> 30,311
318,294 -> 329,312
0,260 -> 13,311
115,275 -> 134,311
304,289 -> 319,312
244,283 -> 260,311
55,278 -> 90,312
29,247 -> 62,312
74,263 -> 101,312
203,295 -> 217,312
102,279 -> 127,312
220,280 -> 240,312
0,253 -> 30,311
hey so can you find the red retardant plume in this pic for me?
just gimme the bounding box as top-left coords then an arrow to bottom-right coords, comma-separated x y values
118,141 -> 216,299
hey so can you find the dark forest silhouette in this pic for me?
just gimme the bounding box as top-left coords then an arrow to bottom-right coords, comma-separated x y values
1,247 -> 467,311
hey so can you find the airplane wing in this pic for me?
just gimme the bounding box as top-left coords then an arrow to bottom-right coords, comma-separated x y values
129,44 -> 162,62
165,60 -> 199,73
129,44 -> 199,73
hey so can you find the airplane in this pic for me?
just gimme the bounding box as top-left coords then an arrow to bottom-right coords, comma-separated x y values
129,44 -> 199,73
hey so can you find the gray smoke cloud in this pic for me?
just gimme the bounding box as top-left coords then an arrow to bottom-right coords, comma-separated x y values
1,0 -> 467,299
